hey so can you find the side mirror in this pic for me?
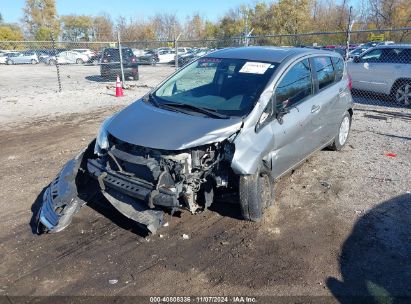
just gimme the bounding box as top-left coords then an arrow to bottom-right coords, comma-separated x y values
275,99 -> 291,124
353,56 -> 360,63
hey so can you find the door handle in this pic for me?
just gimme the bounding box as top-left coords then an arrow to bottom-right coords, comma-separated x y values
311,105 -> 321,113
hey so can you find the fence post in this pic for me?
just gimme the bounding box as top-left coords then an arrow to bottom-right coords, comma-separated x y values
346,6 -> 354,60
117,31 -> 125,85
49,29 -> 62,92
175,33 -> 181,70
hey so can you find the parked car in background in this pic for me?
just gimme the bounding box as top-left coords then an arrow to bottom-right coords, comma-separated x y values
132,49 -> 157,65
46,50 -> 89,65
156,49 -> 176,63
177,47 -> 191,54
0,52 -> 17,64
348,41 -> 395,59
86,50 -> 102,65
347,45 -> 411,106
36,47 -> 353,234
5,51 -> 39,64
71,48 -> 95,60
100,47 -> 139,80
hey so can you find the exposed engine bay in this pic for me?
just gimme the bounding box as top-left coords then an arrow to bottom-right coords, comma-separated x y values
81,135 -> 235,232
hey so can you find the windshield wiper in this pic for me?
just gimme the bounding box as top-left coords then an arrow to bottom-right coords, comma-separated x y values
161,102 -> 229,119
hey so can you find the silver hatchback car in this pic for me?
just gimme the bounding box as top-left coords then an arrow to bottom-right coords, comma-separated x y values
36,47 -> 354,234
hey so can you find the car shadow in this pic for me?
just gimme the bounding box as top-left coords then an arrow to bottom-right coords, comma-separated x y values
326,193 -> 411,303
86,192 -> 149,237
85,75 -> 114,83
29,185 -> 48,234
209,191 -> 243,220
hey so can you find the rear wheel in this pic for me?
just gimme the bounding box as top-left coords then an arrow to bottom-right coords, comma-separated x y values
239,168 -> 274,222
49,59 -> 57,65
76,58 -> 84,64
392,80 -> 411,107
329,111 -> 351,151
31,59 -> 37,64
6,59 -> 13,65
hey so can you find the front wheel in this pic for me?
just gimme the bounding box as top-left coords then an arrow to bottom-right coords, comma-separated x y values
239,169 -> 274,222
76,58 -> 84,64
329,112 -> 351,151
6,59 -> 12,65
31,59 -> 37,64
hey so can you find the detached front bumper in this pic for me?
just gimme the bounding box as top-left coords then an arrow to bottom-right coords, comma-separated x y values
36,151 -> 86,233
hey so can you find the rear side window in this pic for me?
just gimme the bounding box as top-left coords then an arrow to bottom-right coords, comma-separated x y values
313,57 -> 335,90
332,57 -> 344,82
397,49 -> 411,64
275,59 -> 312,108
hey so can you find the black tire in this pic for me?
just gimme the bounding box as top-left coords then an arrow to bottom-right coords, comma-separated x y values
391,80 -> 411,107
150,58 -> 156,66
31,59 -> 37,64
6,59 -> 12,65
76,58 -> 84,64
329,111 -> 352,151
49,59 -> 57,65
239,168 -> 274,222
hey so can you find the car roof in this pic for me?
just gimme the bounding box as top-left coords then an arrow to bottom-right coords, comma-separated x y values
371,44 -> 411,49
207,46 -> 341,63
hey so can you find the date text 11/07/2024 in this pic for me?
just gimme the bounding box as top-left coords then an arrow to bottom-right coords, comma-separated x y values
149,296 -> 257,303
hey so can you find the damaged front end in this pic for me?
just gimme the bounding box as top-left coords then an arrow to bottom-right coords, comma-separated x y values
87,134 -> 235,232
36,134 -> 236,235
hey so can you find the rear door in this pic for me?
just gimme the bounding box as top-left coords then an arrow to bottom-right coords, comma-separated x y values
310,56 -> 341,143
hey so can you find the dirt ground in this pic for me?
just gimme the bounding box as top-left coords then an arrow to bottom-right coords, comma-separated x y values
0,63 -> 410,302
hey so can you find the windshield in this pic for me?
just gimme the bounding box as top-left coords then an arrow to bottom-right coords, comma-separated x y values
154,57 -> 278,117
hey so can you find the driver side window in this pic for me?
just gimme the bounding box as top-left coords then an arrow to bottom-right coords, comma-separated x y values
275,59 -> 313,109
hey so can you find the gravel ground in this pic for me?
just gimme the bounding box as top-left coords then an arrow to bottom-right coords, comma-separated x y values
0,63 -> 410,301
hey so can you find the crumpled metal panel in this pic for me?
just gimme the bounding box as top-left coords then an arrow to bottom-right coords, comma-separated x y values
37,149 -> 86,233
102,188 -> 164,234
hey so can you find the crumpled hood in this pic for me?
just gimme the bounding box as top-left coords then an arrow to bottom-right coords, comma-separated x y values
107,100 -> 243,150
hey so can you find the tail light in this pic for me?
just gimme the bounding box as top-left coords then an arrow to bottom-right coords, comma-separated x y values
347,73 -> 352,90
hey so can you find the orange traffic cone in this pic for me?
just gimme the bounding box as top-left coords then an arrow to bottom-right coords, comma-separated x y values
115,75 -> 124,97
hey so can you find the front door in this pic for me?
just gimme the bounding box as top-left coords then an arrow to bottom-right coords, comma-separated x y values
268,58 -> 319,178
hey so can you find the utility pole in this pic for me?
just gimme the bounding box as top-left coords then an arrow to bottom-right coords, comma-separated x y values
117,30 -> 125,85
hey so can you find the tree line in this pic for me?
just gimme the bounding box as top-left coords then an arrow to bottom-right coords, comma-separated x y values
0,0 -> 409,42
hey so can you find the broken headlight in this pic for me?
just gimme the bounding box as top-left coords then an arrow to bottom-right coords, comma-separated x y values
94,115 -> 114,154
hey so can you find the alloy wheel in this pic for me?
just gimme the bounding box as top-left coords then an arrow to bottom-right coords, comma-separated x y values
339,116 -> 350,145
395,83 -> 411,106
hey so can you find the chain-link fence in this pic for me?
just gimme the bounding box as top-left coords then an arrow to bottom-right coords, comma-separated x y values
1,28 -> 410,108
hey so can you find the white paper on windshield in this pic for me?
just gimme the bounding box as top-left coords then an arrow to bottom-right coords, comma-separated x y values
239,62 -> 271,74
